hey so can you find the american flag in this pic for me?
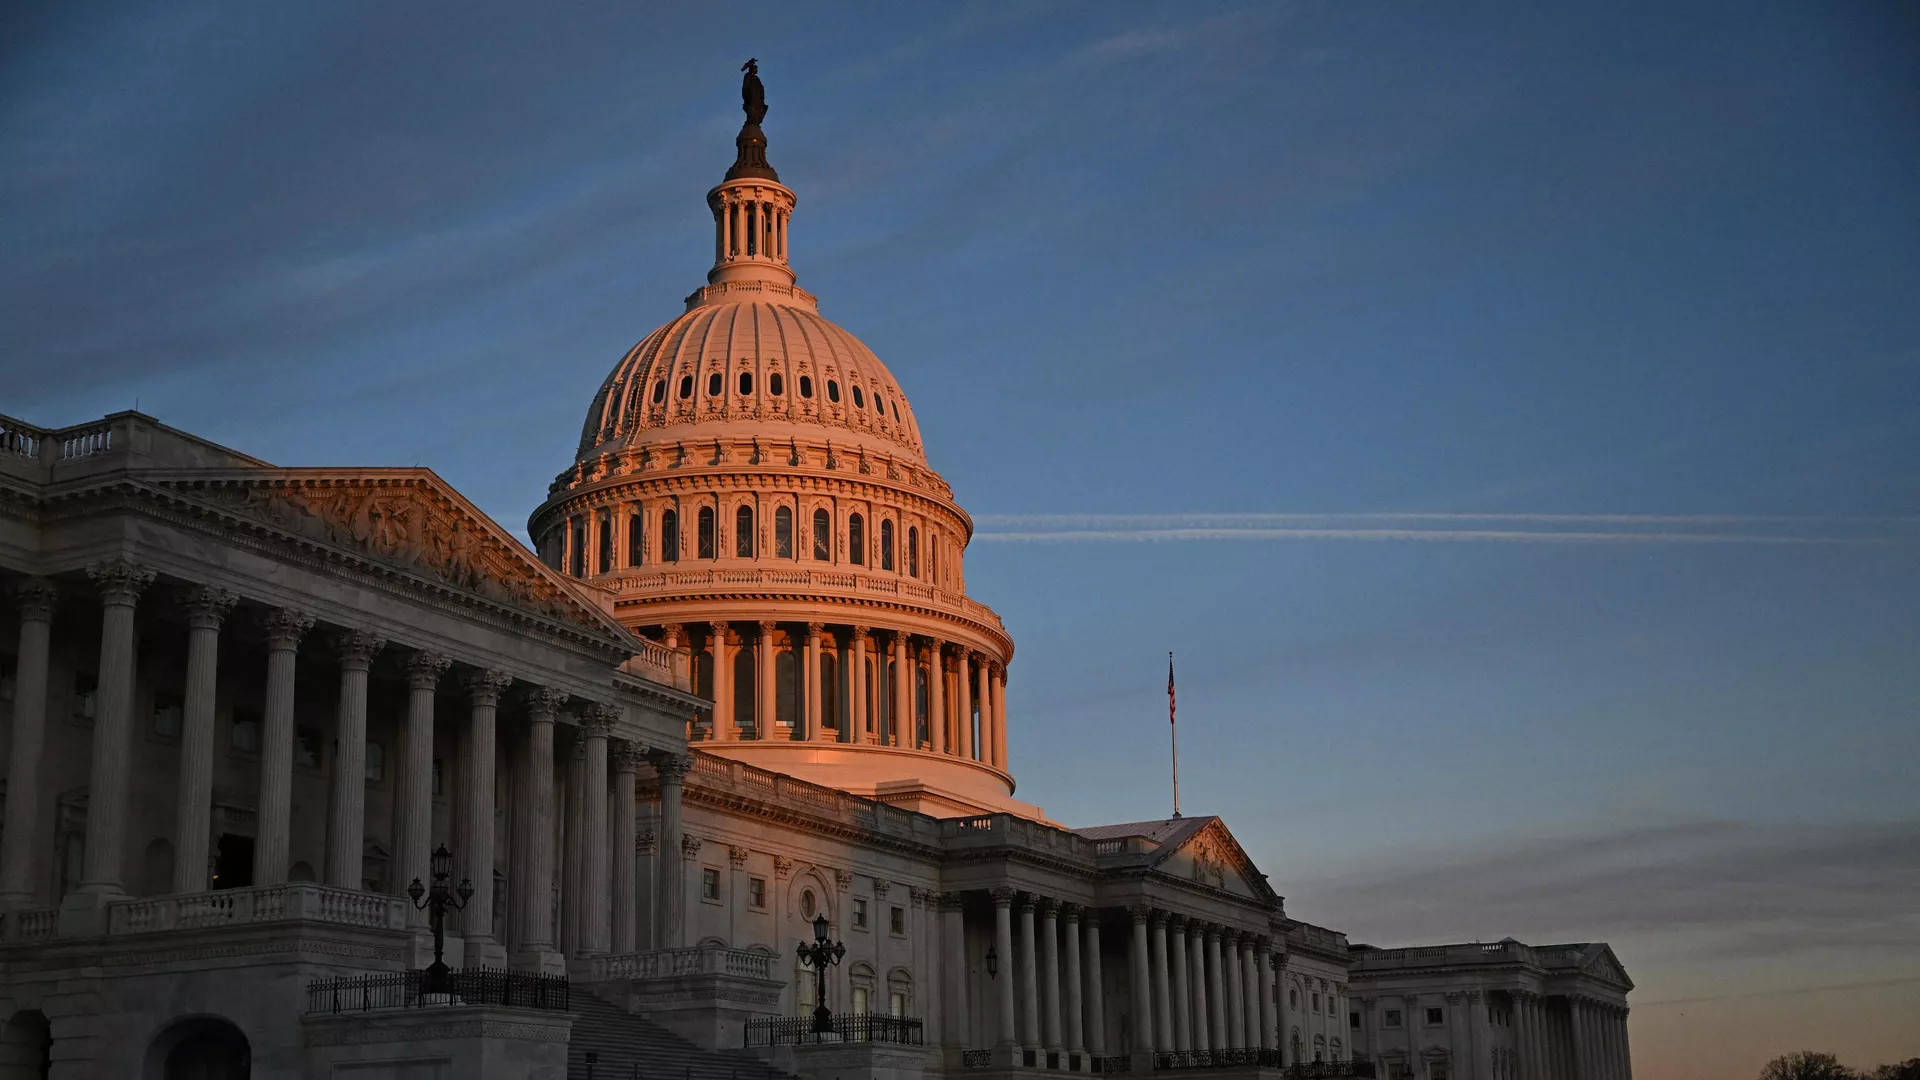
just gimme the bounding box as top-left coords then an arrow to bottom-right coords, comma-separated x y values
1168,652 -> 1176,726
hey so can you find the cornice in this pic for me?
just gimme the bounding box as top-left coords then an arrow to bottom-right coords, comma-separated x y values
534,464 -> 972,539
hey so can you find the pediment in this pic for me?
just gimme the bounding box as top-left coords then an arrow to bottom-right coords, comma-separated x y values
162,470 -> 634,647
1156,818 -> 1276,903
1583,944 -> 1633,990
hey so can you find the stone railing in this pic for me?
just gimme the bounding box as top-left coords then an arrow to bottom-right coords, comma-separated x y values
939,812 -> 1102,863
592,944 -> 779,983
678,752 -> 945,847
0,908 -> 60,944
1348,940 -> 1523,970
610,566 -> 1008,636
105,883 -> 409,935
617,637 -> 694,692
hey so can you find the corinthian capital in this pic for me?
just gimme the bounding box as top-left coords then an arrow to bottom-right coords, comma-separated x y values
406,651 -> 453,690
261,607 -> 315,649
88,559 -> 155,606
463,667 -> 513,704
333,630 -> 387,669
650,750 -> 694,780
523,685 -> 570,719
8,577 -> 58,622
182,585 -> 238,630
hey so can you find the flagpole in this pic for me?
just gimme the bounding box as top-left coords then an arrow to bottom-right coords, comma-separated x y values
1169,652 -> 1181,818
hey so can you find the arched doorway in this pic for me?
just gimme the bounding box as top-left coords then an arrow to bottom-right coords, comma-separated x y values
0,1010 -> 51,1080
147,1017 -> 250,1080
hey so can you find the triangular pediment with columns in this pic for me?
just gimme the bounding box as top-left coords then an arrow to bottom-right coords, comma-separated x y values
151,469 -> 638,650
1581,942 -> 1634,990
1151,818 -> 1278,904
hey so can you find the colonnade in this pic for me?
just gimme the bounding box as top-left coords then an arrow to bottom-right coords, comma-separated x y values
1124,907 -> 1281,1058
1516,991 -> 1631,1080
713,189 -> 790,265
0,564 -> 695,968
676,621 -> 1007,769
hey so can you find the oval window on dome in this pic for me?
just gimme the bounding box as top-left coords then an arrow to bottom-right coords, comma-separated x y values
874,395 -> 884,415
708,373 -> 723,397
770,373 -> 784,397
798,375 -> 812,399
651,380 -> 665,404
678,375 -> 693,400
827,380 -> 841,403
739,372 -> 753,395
852,386 -> 865,409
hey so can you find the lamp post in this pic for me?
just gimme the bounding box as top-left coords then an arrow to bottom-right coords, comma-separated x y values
407,843 -> 474,998
796,912 -> 846,1035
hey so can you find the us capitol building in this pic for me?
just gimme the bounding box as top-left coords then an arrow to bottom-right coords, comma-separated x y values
0,69 -> 1635,1080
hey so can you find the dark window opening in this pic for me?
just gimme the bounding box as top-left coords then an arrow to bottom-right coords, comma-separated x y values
880,519 -> 895,571
852,386 -> 865,409
627,512 -> 644,566
213,834 -> 254,891
769,373 -> 784,396
798,375 -> 813,398
827,380 -> 841,403
849,514 -> 865,565
906,527 -> 919,577
698,506 -> 716,559
739,372 -> 753,395
812,509 -> 831,560
597,510 -> 613,574
736,505 -> 755,558
569,517 -> 586,578
775,506 -> 794,558
661,509 -> 680,562
652,380 -> 666,404
707,372 -> 723,397
678,375 -> 693,399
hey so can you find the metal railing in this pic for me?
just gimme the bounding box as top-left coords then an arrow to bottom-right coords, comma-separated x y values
306,967 -> 569,1014
743,1013 -> 923,1047
1151,1050 -> 1374,1075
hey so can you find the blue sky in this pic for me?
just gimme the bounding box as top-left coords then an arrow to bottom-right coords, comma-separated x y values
4,3 -> 1917,1073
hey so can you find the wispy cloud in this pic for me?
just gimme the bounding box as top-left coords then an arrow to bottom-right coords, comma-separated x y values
972,513 -> 1912,546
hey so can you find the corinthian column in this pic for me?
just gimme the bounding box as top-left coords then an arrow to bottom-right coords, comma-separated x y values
1018,894 -> 1041,1052
757,621 -> 776,739
0,579 -> 57,909
1084,911 -> 1107,1056
805,622 -> 825,741
1169,916 -> 1192,1052
709,623 -> 734,740
928,642 -> 947,753
1063,903 -> 1086,1057
850,627 -> 870,743
579,704 -> 615,955
1128,906 -> 1154,1059
991,887 -> 1018,1052
992,663 -> 1009,769
611,741 -> 642,953
397,652 -> 449,926
173,586 -> 236,894
975,658 -> 993,767
78,559 -> 154,898
460,668 -> 511,962
1188,921 -> 1211,1052
1205,926 -> 1227,1050
325,630 -> 385,889
940,894 -> 968,1048
255,608 -> 313,887
1240,933 -> 1260,1050
653,752 -> 692,948
1150,910 -> 1174,1052
1254,938 -> 1276,1050
955,649 -> 973,759
892,632 -> 911,747
514,688 -> 564,968
1040,898 -> 1064,1056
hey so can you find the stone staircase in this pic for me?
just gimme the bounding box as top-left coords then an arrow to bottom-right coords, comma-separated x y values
567,988 -> 797,1080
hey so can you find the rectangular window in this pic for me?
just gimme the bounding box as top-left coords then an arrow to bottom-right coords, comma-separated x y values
570,517 -> 587,577
701,867 -> 721,901
432,758 -> 444,796
1312,993 -> 1320,1013
230,711 -> 260,753
0,653 -> 14,702
1387,1065 -> 1413,1080
749,877 -> 767,909
853,898 -> 869,929
74,671 -> 98,719
1350,1011 -> 1360,1029
852,986 -> 869,1015
889,991 -> 906,1017
890,905 -> 905,935
1426,1007 -> 1444,1026
151,689 -> 184,737
295,726 -> 324,770
628,512 -> 645,566
1383,1009 -> 1403,1029
597,509 -> 613,574
1431,1066 -> 1450,1080
797,967 -> 816,1010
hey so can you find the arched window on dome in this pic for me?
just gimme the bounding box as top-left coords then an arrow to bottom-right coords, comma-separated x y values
879,520 -> 894,572
651,380 -> 665,404
799,375 -> 813,399
812,509 -> 831,561
733,648 -> 756,738
627,508 -> 644,567
736,505 -> 755,558
697,507 -> 716,559
769,373 -> 784,397
848,514 -> 864,566
852,386 -> 865,409
708,372 -> 723,397
661,509 -> 679,562
776,649 -> 798,735
678,375 -> 693,400
827,380 -> 840,403
739,372 -> 753,395
774,506 -> 793,559
906,527 -> 919,578
820,650 -> 839,735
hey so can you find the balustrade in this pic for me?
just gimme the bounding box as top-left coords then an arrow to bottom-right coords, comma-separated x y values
101,883 -> 409,935
594,943 -> 778,982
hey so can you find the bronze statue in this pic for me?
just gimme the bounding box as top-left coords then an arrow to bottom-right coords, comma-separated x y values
742,58 -> 767,127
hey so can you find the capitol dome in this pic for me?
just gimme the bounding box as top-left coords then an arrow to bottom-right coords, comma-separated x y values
530,80 -> 1035,821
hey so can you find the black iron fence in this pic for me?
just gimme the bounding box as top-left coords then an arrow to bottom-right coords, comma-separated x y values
305,967 -> 570,1014
742,1013 -> 924,1047
1152,1050 -> 1374,1076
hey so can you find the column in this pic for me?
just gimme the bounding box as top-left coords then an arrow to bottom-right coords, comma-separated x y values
655,754 -> 693,953
1240,934 -> 1261,1051
1128,906 -> 1154,1057
928,641 -> 947,753
0,579 -> 57,908
458,669 -> 510,959
1446,992 -> 1467,1074
993,664 -> 1009,769
1572,997 -> 1590,1080
956,649 -> 974,759
1402,994 -> 1421,1072
167,586 -> 236,894
1619,1008 -> 1635,1080
1168,916 -> 1192,1052
941,894 -> 968,1048
805,623 -> 825,741
253,609 -> 313,887
75,560 -> 154,898
1220,931 -> 1243,1049
892,632 -> 911,747
397,652 -> 450,926
709,623 -> 734,740
992,888 -> 1018,1049
850,627 -> 870,743
324,630 -> 385,889
1149,911 -> 1174,1053
1040,899 -> 1064,1056
1205,926 -> 1228,1050
975,657 -> 992,766
1255,939 -> 1276,1050
1188,921 -> 1211,1052
611,743 -> 641,953
580,706 -> 613,954
1018,895 -> 1041,1052
1064,903 -> 1086,1057
561,734 -> 584,954
1514,993 -> 1534,1080
757,621 -> 777,739
515,689 -> 563,963
1084,912 -> 1107,1056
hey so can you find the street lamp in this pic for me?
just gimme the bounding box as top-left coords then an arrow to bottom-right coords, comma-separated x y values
407,843 -> 474,997
796,912 -> 846,1035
